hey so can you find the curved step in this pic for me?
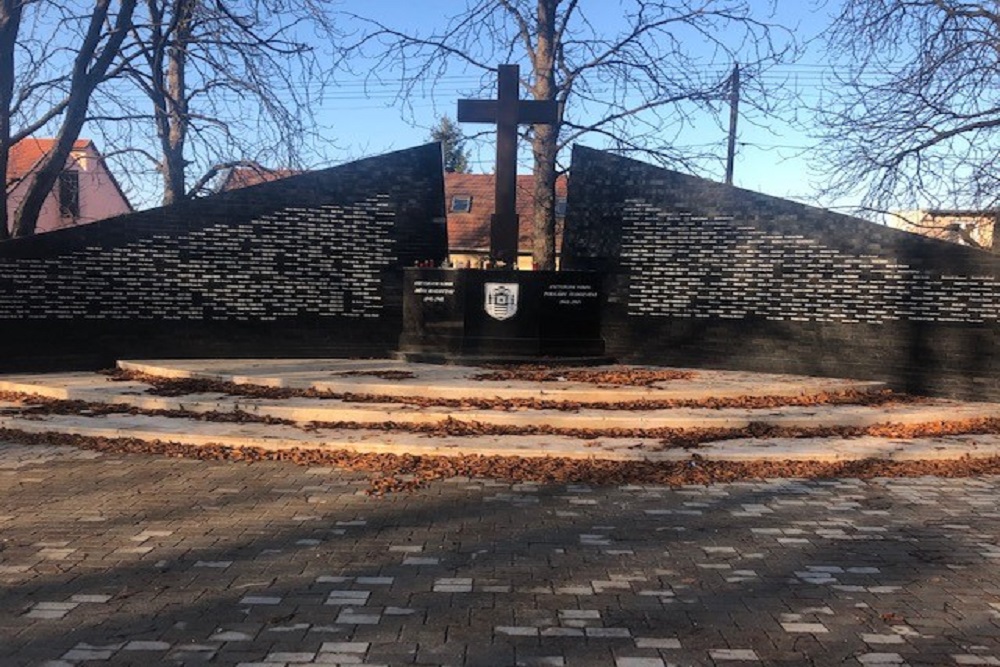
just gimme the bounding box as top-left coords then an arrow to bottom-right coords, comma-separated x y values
1,410 -> 999,462
3,361 -> 998,466
116,359 -> 889,403
1,373 -> 995,430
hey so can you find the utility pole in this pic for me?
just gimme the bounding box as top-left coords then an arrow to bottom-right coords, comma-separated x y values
725,63 -> 740,186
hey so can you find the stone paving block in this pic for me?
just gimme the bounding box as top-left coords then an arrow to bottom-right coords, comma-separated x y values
709,648 -> 760,661
211,630 -> 255,641
264,650 -> 316,663
313,654 -> 365,664
241,595 -> 283,605
517,656 -> 565,666
781,622 -> 829,633
60,648 -> 114,661
857,653 -> 906,665
634,637 -> 681,649
615,658 -> 665,667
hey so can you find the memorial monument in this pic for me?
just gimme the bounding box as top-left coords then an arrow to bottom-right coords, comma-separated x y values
457,63 -> 559,266
396,64 -> 607,363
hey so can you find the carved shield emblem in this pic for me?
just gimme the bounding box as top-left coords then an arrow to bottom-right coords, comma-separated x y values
484,282 -> 519,321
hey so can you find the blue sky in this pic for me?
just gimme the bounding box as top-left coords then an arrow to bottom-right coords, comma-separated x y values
46,0 -> 847,210
319,0 -> 844,208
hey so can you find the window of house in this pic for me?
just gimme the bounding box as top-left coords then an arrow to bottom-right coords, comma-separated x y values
555,197 -> 567,218
70,150 -> 89,172
58,171 -> 80,218
451,195 -> 472,213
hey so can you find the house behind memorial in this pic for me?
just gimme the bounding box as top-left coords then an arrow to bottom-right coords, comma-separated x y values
445,173 -> 568,268
888,209 -> 997,251
6,138 -> 131,234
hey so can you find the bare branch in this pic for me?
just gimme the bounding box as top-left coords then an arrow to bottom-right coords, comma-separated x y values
339,0 -> 794,267
497,0 -> 536,63
816,0 -> 1000,238
186,158 -> 268,197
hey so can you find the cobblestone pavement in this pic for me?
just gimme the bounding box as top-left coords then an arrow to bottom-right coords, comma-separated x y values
2,443 -> 1000,667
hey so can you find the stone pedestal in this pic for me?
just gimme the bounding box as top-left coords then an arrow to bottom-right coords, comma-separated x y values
397,268 -> 608,363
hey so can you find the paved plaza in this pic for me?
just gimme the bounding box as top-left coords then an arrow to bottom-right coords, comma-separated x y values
2,441 -> 1000,666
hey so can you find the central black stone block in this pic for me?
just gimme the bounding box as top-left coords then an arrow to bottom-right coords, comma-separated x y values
398,268 -> 607,362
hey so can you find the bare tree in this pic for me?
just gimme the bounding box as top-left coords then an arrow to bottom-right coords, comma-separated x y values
1,0 -> 138,239
818,0 -> 1000,246
116,0 -> 339,205
343,0 -> 792,269
1,0 -> 340,233
11,0 -> 137,237
0,0 -> 23,238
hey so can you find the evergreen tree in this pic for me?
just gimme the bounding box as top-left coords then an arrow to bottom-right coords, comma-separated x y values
429,115 -> 470,173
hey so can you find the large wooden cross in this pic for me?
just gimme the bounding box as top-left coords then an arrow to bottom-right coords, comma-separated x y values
457,64 -> 560,266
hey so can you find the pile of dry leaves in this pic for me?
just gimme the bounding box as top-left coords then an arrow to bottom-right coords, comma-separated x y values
5,391 -> 992,450
105,369 -> 918,411
330,370 -> 416,381
471,365 -> 695,386
2,427 -> 998,495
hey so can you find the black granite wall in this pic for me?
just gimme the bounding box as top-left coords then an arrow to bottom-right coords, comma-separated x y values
563,145 -> 1000,400
0,144 -> 447,370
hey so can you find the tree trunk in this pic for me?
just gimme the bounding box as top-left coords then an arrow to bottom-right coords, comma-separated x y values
531,0 -> 559,270
531,126 -> 558,269
0,0 -> 22,241
160,0 -> 193,205
11,106 -> 88,237
11,0 -> 136,237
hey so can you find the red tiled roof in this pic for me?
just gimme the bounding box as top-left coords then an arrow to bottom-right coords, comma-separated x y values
218,166 -> 301,191
445,173 -> 568,253
7,138 -> 92,180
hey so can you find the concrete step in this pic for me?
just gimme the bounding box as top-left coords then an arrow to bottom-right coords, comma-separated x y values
115,359 -> 889,403
1,372 -> 996,430
1,409 -> 999,462
2,360 -> 998,465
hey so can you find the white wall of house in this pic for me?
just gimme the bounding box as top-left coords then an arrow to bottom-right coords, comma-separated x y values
6,145 -> 131,234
